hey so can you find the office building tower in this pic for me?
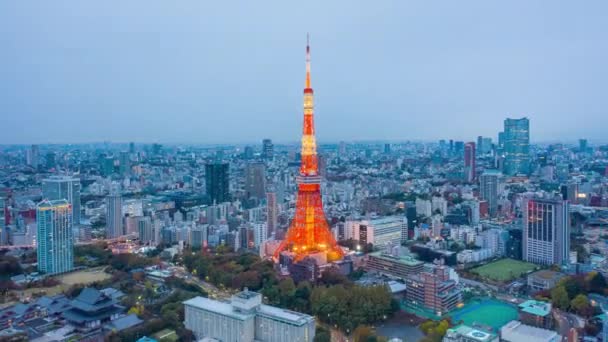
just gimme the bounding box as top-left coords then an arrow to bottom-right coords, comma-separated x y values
152,143 -> 162,155
42,175 -> 81,225
273,38 -> 343,261
205,162 -> 230,204
136,216 -> 153,244
245,162 -> 266,199
190,225 -> 208,249
0,197 -> 6,246
37,199 -> 74,275
523,196 -> 570,265
129,142 -> 135,154
480,170 -> 502,217
384,143 -> 391,154
101,156 -> 115,176
184,289 -> 315,342
243,146 -> 254,159
464,142 -> 476,182
454,141 -> 464,154
503,117 -> 530,176
27,145 -> 39,168
579,139 -> 588,153
477,136 -> 493,155
253,222 -> 267,248
119,151 -> 130,175
266,191 -> 278,237
46,152 -> 57,169
338,141 -> 347,155
262,139 -> 274,160
106,194 -> 123,238
346,217 -> 404,247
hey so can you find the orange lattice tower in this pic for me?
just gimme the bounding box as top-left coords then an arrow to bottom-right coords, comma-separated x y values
274,36 -> 344,262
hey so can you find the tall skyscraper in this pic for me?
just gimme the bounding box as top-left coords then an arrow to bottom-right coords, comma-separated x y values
46,152 -> 57,169
205,162 -> 230,204
27,145 -> 39,168
100,156 -> 115,176
523,196 -> 570,265
253,222 -> 268,248
0,197 -> 6,246
245,162 -> 266,199
266,191 -> 278,238
37,199 -> 74,275
136,216 -> 153,244
464,142 -> 476,182
106,194 -> 123,238
503,117 -> 530,176
480,170 -> 502,217
262,139 -> 274,160
273,37 -> 343,262
42,176 -> 81,225
579,139 -> 588,153
119,151 -> 131,176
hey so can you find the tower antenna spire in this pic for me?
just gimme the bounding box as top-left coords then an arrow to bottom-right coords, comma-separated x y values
305,33 -> 311,89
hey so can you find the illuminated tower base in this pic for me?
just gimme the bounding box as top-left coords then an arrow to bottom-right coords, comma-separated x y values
274,177 -> 343,262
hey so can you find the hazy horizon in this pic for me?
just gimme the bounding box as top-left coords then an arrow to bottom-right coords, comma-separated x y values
2,1 -> 607,145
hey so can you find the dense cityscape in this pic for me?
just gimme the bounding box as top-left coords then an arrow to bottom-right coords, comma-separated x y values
2,3 -> 608,342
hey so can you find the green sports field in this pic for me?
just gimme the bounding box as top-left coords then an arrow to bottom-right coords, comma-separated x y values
471,258 -> 536,282
449,298 -> 518,330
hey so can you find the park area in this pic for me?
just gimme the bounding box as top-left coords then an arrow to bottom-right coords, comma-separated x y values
18,267 -> 112,298
449,298 -> 518,330
471,258 -> 536,282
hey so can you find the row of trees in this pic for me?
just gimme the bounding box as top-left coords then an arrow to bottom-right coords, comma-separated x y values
181,248 -> 277,291
310,284 -> 396,333
544,271 -> 606,317
419,319 -> 450,342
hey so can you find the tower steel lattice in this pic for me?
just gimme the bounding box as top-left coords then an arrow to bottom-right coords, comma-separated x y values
273,36 -> 344,262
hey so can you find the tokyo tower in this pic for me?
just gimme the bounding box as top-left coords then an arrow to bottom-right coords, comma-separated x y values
274,36 -> 344,262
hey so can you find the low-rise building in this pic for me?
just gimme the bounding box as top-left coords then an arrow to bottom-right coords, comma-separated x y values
518,300 -> 553,329
366,251 -> 424,279
184,289 -> 315,342
500,320 -> 560,342
443,324 -> 499,342
527,270 -> 565,292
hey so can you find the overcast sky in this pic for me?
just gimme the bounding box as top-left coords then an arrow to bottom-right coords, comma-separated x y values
1,1 -> 607,145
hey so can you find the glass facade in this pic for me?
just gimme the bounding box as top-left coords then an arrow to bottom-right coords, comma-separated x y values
503,118 -> 530,176
37,199 -> 74,275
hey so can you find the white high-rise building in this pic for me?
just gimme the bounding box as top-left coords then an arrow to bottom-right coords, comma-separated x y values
266,191 -> 278,238
431,196 -> 448,216
253,222 -> 267,248
416,198 -> 432,217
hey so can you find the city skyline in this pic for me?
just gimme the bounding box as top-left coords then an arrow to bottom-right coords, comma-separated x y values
2,1 -> 608,144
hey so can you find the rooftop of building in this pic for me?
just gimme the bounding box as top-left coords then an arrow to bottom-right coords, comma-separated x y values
518,300 -> 551,317
183,294 -> 314,326
369,251 -> 424,266
446,324 -> 497,342
257,304 -> 315,326
500,320 -> 558,341
528,269 -> 565,281
183,296 -> 253,321
37,199 -> 70,209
